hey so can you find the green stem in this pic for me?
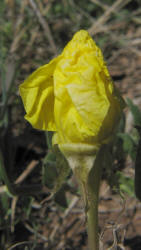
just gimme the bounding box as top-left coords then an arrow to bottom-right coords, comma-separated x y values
59,143 -> 103,250
86,148 -> 103,250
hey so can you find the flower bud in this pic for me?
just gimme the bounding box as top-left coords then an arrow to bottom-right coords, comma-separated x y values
20,30 -> 124,147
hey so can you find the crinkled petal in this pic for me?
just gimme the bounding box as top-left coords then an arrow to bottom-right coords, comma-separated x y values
20,57 -> 60,130
66,82 -> 109,136
24,86 -> 55,130
54,90 -> 94,144
19,30 -> 125,146
53,32 -> 111,142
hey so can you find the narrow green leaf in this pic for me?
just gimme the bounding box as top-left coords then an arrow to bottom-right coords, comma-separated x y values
126,98 -> 141,126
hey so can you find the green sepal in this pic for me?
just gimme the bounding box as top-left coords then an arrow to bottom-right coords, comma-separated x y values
53,145 -> 71,194
59,143 -> 99,209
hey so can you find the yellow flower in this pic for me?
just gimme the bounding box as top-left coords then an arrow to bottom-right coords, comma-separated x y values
19,30 -> 124,147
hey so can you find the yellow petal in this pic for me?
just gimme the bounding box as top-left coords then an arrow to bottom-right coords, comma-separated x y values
66,81 -> 109,135
54,91 -> 95,144
53,30 -> 124,145
19,30 -> 125,147
19,57 -> 60,130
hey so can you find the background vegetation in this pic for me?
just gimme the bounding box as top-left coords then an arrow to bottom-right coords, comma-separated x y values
0,0 -> 141,249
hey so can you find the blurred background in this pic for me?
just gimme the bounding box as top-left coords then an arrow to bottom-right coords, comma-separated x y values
0,0 -> 141,249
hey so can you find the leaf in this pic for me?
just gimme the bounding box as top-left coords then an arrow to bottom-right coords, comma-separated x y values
117,171 -> 135,197
43,150 -> 56,165
1,193 -> 9,212
126,98 -> 141,126
53,145 -> 71,194
42,151 -> 57,189
42,146 -> 71,192
118,132 -> 137,160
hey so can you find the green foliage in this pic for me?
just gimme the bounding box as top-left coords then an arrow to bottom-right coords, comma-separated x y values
43,132 -> 71,193
42,151 -> 57,189
117,171 -> 135,197
23,197 -> 34,218
53,146 -> 71,194
118,132 -> 137,160
42,147 -> 70,208
126,98 -> 141,126
125,98 -> 141,201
